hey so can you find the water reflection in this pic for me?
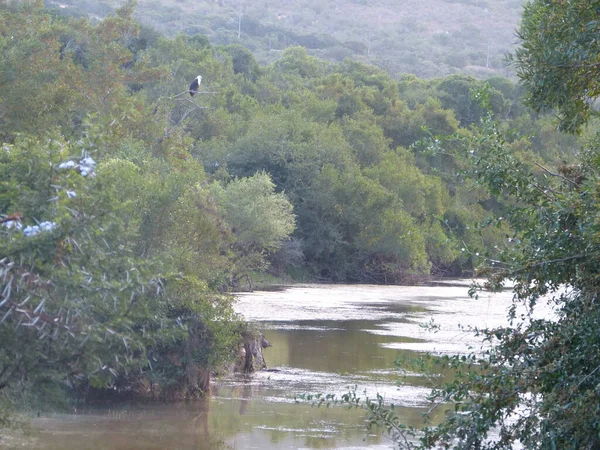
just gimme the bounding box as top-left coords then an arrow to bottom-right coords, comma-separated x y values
25,282 -> 532,449
263,320 -> 424,374
31,399 -> 227,450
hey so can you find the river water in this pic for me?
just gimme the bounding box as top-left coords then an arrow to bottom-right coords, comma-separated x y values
21,281 -> 545,449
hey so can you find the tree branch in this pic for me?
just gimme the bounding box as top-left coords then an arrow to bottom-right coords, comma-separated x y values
534,162 -> 581,187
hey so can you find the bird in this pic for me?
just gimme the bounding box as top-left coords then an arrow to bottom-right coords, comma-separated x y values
189,75 -> 202,96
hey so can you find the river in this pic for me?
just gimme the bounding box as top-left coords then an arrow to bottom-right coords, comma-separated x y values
18,281 -> 544,449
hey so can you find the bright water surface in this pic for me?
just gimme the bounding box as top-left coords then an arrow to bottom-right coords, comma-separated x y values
21,282 -> 544,449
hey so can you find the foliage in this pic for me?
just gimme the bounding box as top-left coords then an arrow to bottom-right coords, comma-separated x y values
0,135 -> 162,393
210,172 -> 296,285
1,1 -> 584,286
511,0 -> 600,133
324,108 -> 600,449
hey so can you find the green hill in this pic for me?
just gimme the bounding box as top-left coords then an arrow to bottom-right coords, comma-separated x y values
46,0 -> 525,78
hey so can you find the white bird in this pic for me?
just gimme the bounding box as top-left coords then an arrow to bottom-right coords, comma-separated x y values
189,75 -> 202,96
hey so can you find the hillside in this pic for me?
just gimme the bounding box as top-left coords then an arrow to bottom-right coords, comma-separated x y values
46,0 -> 525,79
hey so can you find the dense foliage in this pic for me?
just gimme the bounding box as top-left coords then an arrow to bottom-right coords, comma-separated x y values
512,0 -> 600,133
2,0 -> 580,284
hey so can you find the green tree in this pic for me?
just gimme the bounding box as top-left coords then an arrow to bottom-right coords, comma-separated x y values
273,46 -> 326,79
341,116 -> 390,167
365,150 -> 459,272
0,131 -> 241,405
0,135 -> 164,397
221,44 -> 261,80
436,75 -> 508,127
0,1 -> 244,404
300,164 -> 431,282
0,3 -> 74,138
210,172 -> 296,286
511,0 -> 600,133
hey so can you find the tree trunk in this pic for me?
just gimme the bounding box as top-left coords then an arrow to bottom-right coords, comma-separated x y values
239,331 -> 271,373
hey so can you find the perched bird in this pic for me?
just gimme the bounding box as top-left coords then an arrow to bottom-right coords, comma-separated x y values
189,75 -> 202,96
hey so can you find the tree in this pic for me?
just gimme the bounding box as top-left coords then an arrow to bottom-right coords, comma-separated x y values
0,130 -> 244,405
221,44 -> 261,80
273,46 -> 327,79
0,135 -> 165,398
436,75 -> 508,127
210,172 -> 296,287
0,3 -> 74,138
511,0 -> 600,133
365,149 -> 460,273
341,117 -> 390,167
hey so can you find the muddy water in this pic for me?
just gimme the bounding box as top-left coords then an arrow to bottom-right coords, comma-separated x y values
25,282 -> 540,449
